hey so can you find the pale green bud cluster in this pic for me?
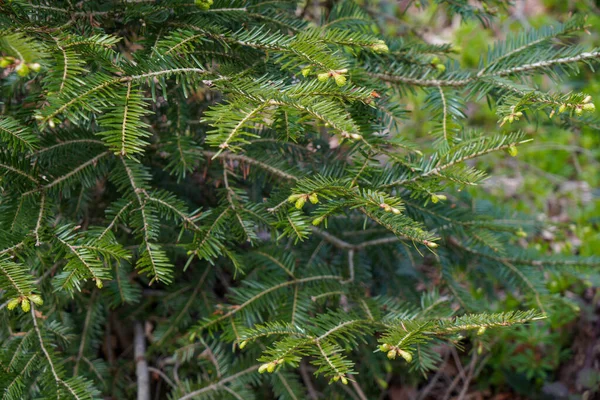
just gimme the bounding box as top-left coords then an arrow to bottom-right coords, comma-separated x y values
555,96 -> 595,117
288,192 -> 319,209
332,375 -> 349,384
430,56 -> 446,73
500,107 -> 523,126
258,359 -> 283,374
194,0 -> 213,10
379,343 -> 413,362
0,57 -> 42,77
379,202 -> 401,215
7,294 -> 44,312
371,40 -> 389,54
430,194 -> 447,204
314,69 -> 348,86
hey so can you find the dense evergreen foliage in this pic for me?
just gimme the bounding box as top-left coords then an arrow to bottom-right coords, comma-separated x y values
0,0 -> 599,398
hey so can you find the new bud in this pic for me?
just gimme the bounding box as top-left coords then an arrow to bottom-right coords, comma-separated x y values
477,326 -> 487,336
29,63 -> 41,72
583,95 -> 592,104
508,145 -> 518,157
435,63 -> 446,73
558,104 -> 567,113
379,343 -> 391,352
295,197 -> 306,209
288,194 -> 302,203
398,349 -> 413,363
312,216 -> 324,226
575,107 -> 583,115
582,103 -> 595,112
334,74 -> 347,87
317,73 -> 329,82
29,294 -> 43,305
0,57 -> 13,68
386,349 -> 397,359
16,63 -> 29,77
7,298 -> 20,311
21,298 -> 30,312
340,376 -> 348,385
309,193 -> 319,204
267,362 -> 276,373
372,41 -> 389,54
258,363 -> 269,374
239,340 -> 248,349
301,67 -> 311,77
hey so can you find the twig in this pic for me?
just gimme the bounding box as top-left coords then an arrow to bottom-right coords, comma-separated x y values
135,322 -> 150,400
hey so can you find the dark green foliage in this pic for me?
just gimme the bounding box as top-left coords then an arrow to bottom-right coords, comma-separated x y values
0,0 -> 599,399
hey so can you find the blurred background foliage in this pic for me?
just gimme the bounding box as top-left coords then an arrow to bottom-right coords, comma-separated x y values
364,0 -> 600,398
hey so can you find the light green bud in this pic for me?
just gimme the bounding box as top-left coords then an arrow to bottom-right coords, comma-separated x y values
295,197 -> 306,209
301,67 -> 311,77
317,72 -> 329,82
398,349 -> 412,363
508,145 -> 518,157
16,63 -> 29,77
0,57 -> 13,68
372,41 -> 389,54
386,349 -> 397,359
558,104 -> 567,113
334,74 -> 346,87
288,194 -> 302,203
582,103 -> 595,112
340,376 -> 348,385
29,294 -> 43,305
312,216 -> 324,226
7,298 -> 20,311
309,193 -> 319,204
477,326 -> 486,336
29,63 -> 41,72
21,298 -> 30,312
258,364 -> 269,374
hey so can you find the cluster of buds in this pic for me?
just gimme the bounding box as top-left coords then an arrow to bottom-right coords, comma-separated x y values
317,69 -> 348,87
194,0 -> 213,9
379,202 -> 401,215
500,107 -> 523,126
258,359 -> 283,374
0,57 -> 41,77
371,40 -> 389,54
332,375 -> 349,385
379,343 -> 413,363
430,193 -> 447,204
288,192 -> 319,209
555,95 -> 596,116
7,294 -> 43,312
341,131 -> 362,141
430,56 -> 446,73
34,114 -> 58,129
